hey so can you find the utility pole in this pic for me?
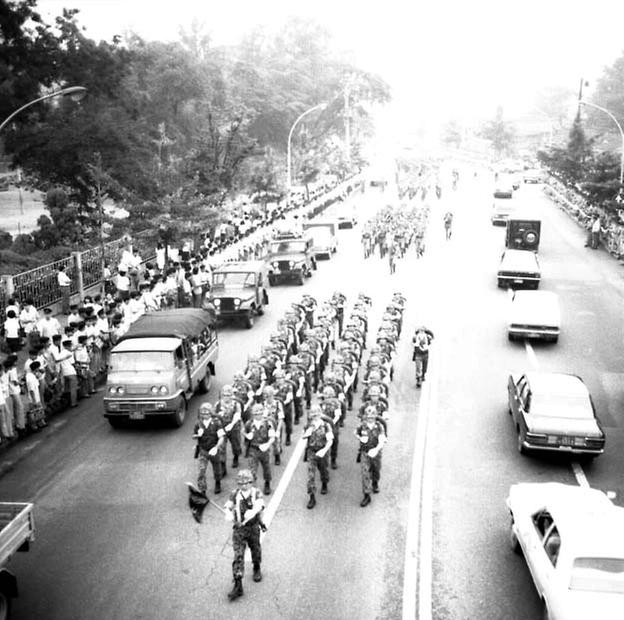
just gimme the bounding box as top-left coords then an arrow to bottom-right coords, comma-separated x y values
344,74 -> 356,161
577,77 -> 588,120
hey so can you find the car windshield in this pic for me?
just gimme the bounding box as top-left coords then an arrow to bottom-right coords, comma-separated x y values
271,241 -> 306,254
530,394 -> 592,419
213,272 -> 256,288
110,351 -> 171,372
570,558 -> 624,594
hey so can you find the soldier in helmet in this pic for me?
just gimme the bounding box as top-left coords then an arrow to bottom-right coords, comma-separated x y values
193,402 -> 226,494
243,404 -> 275,495
215,385 -> 243,469
231,372 -> 255,423
319,385 -> 342,469
261,386 -> 285,466
355,405 -> 387,507
224,468 -> 266,601
245,354 -> 267,401
359,383 -> 389,421
287,354 -> 311,412
302,405 -> 333,509
272,367 -> 295,445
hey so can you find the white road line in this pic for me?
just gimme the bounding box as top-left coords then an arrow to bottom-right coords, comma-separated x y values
524,341 -> 539,369
571,462 -> 590,488
402,350 -> 436,620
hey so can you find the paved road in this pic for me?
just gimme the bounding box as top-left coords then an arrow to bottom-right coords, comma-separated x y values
3,173 -> 624,620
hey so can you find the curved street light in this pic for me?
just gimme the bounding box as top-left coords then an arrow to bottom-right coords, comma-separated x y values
580,99 -> 624,190
0,86 -> 87,134
287,102 -> 327,205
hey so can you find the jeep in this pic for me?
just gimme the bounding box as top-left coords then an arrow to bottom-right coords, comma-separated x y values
266,233 -> 317,286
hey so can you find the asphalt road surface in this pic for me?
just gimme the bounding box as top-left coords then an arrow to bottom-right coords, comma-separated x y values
3,173 -> 623,620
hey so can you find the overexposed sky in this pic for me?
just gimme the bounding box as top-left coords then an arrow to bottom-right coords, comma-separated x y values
36,0 -> 624,128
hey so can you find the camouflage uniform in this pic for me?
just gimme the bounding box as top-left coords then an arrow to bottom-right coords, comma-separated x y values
215,398 -> 243,467
262,397 -> 285,464
320,397 -> 342,468
226,486 -> 264,579
194,414 -> 226,494
303,418 -> 333,495
273,374 -> 296,444
243,416 -> 275,491
355,419 -> 386,497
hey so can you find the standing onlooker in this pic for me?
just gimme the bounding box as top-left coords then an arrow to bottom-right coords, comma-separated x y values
155,242 -> 166,272
115,270 -> 131,301
57,266 -> 72,314
57,340 -> 78,408
590,215 -> 602,250
19,298 -> 39,348
0,366 -> 15,440
25,361 -> 46,431
5,357 -> 25,437
3,310 -> 22,353
36,307 -> 61,340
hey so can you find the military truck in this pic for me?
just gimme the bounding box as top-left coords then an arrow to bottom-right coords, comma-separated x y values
266,231 -> 316,286
206,260 -> 269,328
0,502 -> 35,619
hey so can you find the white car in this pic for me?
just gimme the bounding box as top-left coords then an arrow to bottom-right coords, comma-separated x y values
507,483 -> 624,619
508,290 -> 560,342
497,249 -> 541,289
524,169 -> 544,184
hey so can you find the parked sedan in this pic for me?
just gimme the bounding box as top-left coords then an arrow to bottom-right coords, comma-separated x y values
507,372 -> 605,457
497,249 -> 541,289
507,482 -> 624,620
508,290 -> 560,342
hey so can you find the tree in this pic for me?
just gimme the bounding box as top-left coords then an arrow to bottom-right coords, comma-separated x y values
480,106 -> 515,157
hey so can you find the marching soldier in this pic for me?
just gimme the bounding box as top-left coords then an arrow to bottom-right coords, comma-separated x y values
224,469 -> 266,601
355,405 -> 387,507
302,405 -> 333,509
286,355 -> 309,416
215,385 -> 243,469
272,368 -> 295,446
193,402 -> 226,494
319,385 -> 342,469
261,386 -> 284,466
232,372 -> 254,422
243,404 -> 275,495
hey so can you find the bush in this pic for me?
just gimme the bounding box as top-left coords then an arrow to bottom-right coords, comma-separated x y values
0,230 -> 12,250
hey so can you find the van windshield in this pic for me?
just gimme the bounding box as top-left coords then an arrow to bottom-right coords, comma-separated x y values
110,351 -> 172,372
271,241 -> 307,254
213,272 -> 256,288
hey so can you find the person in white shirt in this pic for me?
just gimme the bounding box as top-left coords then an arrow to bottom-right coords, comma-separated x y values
19,298 -> 39,345
57,266 -> 72,314
116,270 -> 131,301
37,308 -> 61,339
3,310 -> 21,353
5,298 -> 19,319
25,361 -> 46,431
4,357 -> 25,435
0,366 -> 15,439
156,242 -> 166,272
58,340 -> 78,407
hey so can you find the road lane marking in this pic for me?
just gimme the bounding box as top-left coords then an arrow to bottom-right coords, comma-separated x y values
402,349 -> 437,620
571,462 -> 590,488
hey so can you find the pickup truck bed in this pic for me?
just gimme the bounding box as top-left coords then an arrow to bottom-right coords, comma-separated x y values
0,503 -> 35,568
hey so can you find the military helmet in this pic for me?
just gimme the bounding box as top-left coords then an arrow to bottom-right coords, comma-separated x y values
289,354 -> 301,364
251,404 -> 265,417
364,405 -> 378,418
221,384 -> 233,396
199,402 -> 214,416
263,385 -> 275,397
309,404 -> 322,418
232,372 -> 244,381
322,385 -> 337,398
236,469 -> 254,484
368,384 -> 382,396
273,368 -> 285,379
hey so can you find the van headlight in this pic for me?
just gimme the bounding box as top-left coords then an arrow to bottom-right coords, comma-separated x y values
272,261 -> 279,268
108,386 -> 124,395
151,385 -> 168,395
234,298 -> 241,307
289,261 -> 295,267
213,299 -> 221,307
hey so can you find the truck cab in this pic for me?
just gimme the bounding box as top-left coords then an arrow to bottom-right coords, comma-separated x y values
205,260 -> 269,328
303,220 -> 338,259
266,231 -> 316,285
103,309 -> 218,428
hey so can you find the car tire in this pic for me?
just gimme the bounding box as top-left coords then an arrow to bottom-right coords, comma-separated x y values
244,312 -> 254,329
256,305 -> 264,316
509,521 -> 521,554
508,332 -> 516,342
198,372 -> 211,394
171,400 -> 187,428
497,279 -> 504,288
550,335 -> 558,344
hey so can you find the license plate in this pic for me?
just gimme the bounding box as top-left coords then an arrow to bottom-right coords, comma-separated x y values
514,279 -> 524,284
527,332 -> 540,338
129,411 -> 145,420
559,436 -> 573,446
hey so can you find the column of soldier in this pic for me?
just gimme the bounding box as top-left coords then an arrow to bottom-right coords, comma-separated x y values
191,289 -> 406,511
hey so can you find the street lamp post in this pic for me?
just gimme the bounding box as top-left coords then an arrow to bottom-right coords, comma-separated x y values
287,102 -> 326,206
580,100 -> 624,191
0,86 -> 87,134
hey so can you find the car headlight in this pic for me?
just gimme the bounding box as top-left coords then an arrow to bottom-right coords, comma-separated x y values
213,299 -> 221,306
108,386 -> 124,395
159,386 -> 168,395
151,386 -> 159,394
272,262 -> 279,268
289,261 -> 295,267
234,298 -> 241,307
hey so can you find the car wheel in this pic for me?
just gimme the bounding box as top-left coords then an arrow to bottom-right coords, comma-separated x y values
198,372 -> 211,394
244,312 -> 254,329
171,400 -> 187,428
508,332 -> 516,342
550,335 -> 558,344
509,520 -> 521,554
256,305 -> 264,316
497,279 -> 504,288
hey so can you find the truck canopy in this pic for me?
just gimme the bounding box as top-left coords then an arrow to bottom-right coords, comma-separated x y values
120,309 -> 215,341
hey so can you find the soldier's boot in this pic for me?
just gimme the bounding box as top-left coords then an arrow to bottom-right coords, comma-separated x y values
307,493 -> 316,509
214,480 -> 222,494
228,577 -> 244,601
274,453 -> 281,466
285,433 -> 291,446
331,458 -> 337,470
321,481 -> 328,495
360,493 -> 371,507
372,481 -> 379,494
253,563 -> 263,582
264,480 -> 272,495
232,454 -> 239,468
